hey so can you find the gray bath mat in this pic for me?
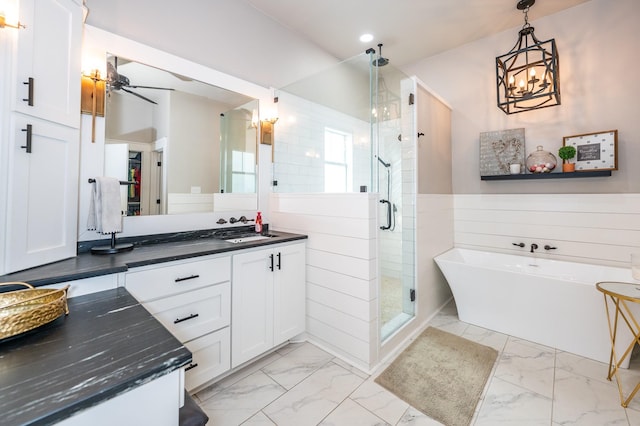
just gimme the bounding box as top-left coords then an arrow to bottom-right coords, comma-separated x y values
375,326 -> 498,426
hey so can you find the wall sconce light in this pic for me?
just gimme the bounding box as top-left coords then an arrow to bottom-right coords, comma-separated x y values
260,118 -> 278,145
81,70 -> 106,143
0,13 -> 25,29
496,0 -> 560,114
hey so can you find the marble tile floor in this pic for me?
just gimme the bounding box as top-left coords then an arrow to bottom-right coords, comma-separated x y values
193,301 -> 640,425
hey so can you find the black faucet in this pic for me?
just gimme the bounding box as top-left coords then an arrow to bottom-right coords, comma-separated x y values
530,243 -> 538,253
238,215 -> 255,224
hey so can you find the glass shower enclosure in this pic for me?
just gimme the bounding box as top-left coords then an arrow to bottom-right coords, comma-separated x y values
273,50 -> 416,341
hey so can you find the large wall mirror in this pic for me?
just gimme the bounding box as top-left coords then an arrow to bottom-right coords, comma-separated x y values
104,55 -> 259,216
79,25 -> 272,240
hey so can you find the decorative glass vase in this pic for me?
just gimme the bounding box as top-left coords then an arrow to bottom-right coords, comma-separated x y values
526,146 -> 557,173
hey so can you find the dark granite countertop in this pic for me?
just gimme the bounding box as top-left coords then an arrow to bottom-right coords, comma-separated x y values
0,287 -> 192,426
0,230 -> 307,287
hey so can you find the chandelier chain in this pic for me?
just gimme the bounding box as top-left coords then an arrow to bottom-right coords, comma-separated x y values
522,6 -> 530,28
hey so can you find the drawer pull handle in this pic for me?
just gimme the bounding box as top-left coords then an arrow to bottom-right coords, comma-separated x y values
21,124 -> 32,153
23,77 -> 34,106
175,274 -> 200,283
185,363 -> 198,372
269,253 -> 274,271
277,252 -> 281,270
174,313 -> 199,324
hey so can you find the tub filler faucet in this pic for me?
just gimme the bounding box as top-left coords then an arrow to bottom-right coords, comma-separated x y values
530,243 -> 538,253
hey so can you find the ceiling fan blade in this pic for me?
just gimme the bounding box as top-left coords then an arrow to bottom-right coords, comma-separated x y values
128,85 -> 175,91
121,87 -> 158,105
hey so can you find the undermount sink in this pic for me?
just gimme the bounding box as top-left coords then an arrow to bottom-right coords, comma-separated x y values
225,235 -> 272,244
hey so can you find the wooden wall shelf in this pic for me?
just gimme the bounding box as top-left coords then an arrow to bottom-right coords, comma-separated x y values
481,170 -> 612,181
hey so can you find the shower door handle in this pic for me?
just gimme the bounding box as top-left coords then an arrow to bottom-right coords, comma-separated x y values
380,199 -> 391,230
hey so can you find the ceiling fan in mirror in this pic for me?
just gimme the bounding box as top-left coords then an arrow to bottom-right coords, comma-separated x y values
106,56 -> 174,105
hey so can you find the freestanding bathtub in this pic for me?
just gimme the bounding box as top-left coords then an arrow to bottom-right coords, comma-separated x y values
434,248 -> 640,367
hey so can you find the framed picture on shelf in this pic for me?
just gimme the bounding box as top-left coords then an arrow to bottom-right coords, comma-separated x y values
562,130 -> 618,171
479,128 -> 525,176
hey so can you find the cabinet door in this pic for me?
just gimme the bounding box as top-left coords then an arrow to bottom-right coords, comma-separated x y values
231,248 -> 274,368
4,114 -> 79,273
12,0 -> 82,128
274,243 -> 306,345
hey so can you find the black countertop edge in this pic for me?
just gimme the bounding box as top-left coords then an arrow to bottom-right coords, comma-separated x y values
124,234 -> 308,268
34,266 -> 130,286
77,224 -> 264,253
0,288 -> 192,426
0,232 -> 308,288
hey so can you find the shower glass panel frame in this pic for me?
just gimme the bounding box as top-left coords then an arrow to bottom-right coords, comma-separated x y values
273,51 -> 416,341
370,52 -> 416,341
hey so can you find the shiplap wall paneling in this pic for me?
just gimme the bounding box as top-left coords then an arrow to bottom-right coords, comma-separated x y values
454,194 -> 640,267
269,193 -> 378,370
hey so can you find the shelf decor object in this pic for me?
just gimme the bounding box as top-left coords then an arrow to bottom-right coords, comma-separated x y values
480,128 -> 525,176
496,0 -> 560,114
563,130 -> 618,171
0,282 -> 70,340
525,145 -> 557,173
558,145 -> 577,172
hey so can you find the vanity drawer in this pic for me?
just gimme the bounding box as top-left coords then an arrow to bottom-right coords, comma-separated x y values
126,255 -> 230,301
184,327 -> 231,392
143,283 -> 230,343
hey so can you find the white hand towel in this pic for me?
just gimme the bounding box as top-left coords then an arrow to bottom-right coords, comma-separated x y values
88,177 -> 123,234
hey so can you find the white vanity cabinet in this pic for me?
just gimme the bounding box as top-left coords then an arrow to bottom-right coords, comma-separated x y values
11,0 -> 83,127
231,242 -> 306,368
1,0 -> 82,275
125,255 -> 232,391
4,115 -> 80,273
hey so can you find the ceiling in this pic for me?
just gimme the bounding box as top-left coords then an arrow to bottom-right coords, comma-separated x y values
244,0 -> 592,68
85,0 -> 592,89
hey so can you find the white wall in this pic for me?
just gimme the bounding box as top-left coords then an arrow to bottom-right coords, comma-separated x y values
273,92 -> 370,193
168,91 -> 223,195
84,0 -> 339,90
404,0 -> 640,195
270,193 -> 378,372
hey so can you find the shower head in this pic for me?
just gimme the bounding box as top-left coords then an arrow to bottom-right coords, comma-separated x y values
372,43 -> 389,67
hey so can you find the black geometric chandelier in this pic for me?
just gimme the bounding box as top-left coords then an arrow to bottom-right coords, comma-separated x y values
496,0 -> 561,115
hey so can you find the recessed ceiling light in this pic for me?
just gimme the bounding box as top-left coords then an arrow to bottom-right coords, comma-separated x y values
359,33 -> 373,43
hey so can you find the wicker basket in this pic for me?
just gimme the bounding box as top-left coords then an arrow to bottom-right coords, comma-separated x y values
0,282 -> 70,340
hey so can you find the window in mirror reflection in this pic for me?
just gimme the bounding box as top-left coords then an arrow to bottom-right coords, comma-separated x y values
104,54 -> 259,216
